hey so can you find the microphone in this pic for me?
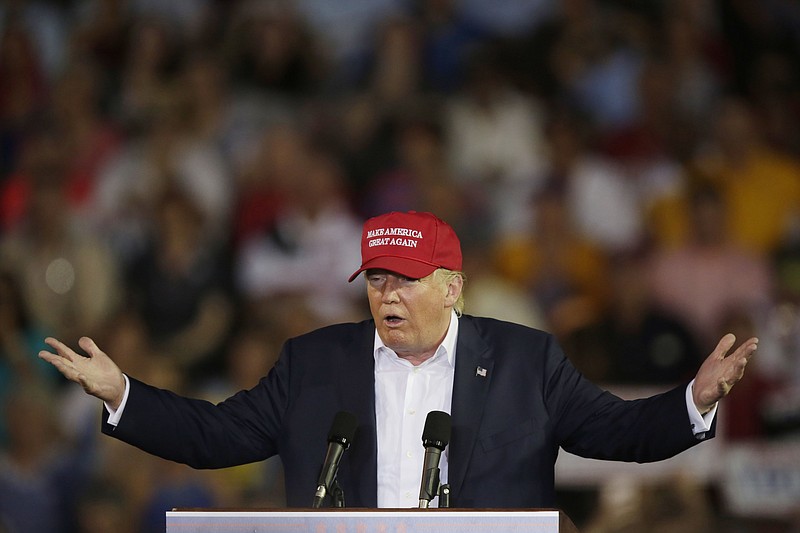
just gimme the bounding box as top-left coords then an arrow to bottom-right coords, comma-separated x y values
418,410 -> 452,508
312,411 -> 358,508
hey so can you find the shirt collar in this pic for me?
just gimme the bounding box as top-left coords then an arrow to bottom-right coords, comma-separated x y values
373,310 -> 459,369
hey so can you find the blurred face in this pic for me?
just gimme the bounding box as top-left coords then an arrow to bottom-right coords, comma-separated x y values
366,269 -> 461,364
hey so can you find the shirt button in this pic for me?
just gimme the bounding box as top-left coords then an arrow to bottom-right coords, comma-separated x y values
404,491 -> 412,499
408,408 -> 416,415
406,450 -> 413,458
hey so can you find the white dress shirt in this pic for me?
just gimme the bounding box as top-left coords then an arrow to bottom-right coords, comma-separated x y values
374,310 -> 459,508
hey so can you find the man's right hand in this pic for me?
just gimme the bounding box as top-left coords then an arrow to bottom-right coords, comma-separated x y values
40,336 -> 126,410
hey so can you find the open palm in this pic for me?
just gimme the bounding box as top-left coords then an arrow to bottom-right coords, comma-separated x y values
39,336 -> 126,409
692,333 -> 758,413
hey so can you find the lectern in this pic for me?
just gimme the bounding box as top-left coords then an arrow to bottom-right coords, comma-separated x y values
166,508 -> 579,532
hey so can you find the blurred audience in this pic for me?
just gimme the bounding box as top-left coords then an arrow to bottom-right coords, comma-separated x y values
362,15 -> 423,107
460,240 -> 547,331
2,1 -> 800,531
552,3 -> 647,135
0,138 -> 122,341
50,58 -> 123,214
648,183 -> 773,348
0,22 -> 48,177
523,109 -> 645,255
235,144 -> 364,324
444,48 -> 546,236
360,114 -> 468,227
137,459 -> 217,533
75,480 -> 136,533
124,186 -> 234,378
583,473 -> 715,533
653,97 -> 800,255
0,0 -> 68,83
587,251 -> 703,386
0,269 -> 58,445
493,180 -> 612,359
0,385 -> 94,533
413,0 -> 487,94
224,1 -> 325,99
114,16 -> 182,127
93,83 -> 233,264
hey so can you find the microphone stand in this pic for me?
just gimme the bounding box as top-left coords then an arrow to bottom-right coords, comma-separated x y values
331,480 -> 346,508
439,484 -> 451,508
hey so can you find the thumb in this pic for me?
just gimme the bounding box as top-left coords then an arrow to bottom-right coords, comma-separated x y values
78,336 -> 102,358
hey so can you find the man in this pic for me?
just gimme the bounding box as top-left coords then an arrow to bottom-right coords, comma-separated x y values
40,211 -> 757,509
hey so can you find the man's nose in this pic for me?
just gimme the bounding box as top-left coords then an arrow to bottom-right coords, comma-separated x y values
381,277 -> 401,303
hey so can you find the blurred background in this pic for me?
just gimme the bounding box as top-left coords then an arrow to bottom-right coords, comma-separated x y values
1,0 -> 800,531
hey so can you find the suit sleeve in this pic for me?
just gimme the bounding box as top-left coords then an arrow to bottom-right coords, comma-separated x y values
543,334 -> 713,463
101,347 -> 293,469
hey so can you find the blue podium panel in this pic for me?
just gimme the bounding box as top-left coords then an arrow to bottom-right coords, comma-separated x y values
166,509 -> 564,533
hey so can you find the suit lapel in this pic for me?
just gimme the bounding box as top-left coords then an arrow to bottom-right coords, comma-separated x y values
337,321 -> 379,507
448,316 -> 493,500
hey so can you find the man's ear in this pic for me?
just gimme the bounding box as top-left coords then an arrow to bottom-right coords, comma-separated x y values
444,275 -> 463,307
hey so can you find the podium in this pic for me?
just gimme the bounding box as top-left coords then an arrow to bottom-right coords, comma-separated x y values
166,508 -> 579,532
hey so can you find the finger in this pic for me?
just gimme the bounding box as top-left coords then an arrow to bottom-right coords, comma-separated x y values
712,333 -> 736,360
732,336 -> 759,362
78,336 -> 102,358
726,338 -> 758,383
43,337 -> 76,363
38,350 -> 82,382
745,336 -> 759,354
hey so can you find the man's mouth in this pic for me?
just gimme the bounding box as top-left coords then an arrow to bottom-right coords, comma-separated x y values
384,315 -> 404,326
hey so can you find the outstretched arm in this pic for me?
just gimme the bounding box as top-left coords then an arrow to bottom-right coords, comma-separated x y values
692,333 -> 758,414
39,337 -> 126,409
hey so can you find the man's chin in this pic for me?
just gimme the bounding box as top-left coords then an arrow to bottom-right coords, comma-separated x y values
379,331 -> 408,351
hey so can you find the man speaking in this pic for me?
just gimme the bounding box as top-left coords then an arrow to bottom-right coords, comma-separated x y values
40,211 -> 757,508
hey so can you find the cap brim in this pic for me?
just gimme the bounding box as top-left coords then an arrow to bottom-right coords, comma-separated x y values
348,256 -> 439,282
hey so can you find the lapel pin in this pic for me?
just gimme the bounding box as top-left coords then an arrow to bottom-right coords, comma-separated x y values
476,366 -> 487,378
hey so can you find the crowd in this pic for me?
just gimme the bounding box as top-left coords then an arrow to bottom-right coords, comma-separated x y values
1,0 -> 800,531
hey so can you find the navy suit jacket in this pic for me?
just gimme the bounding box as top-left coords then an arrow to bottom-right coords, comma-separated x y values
102,315 -> 711,508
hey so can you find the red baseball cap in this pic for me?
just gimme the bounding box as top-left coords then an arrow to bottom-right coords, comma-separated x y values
348,211 -> 462,282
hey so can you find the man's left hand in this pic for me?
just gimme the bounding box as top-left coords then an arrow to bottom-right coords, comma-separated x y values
693,333 -> 758,414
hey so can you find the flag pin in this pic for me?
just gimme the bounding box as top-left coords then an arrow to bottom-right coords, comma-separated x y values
476,366 -> 487,377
